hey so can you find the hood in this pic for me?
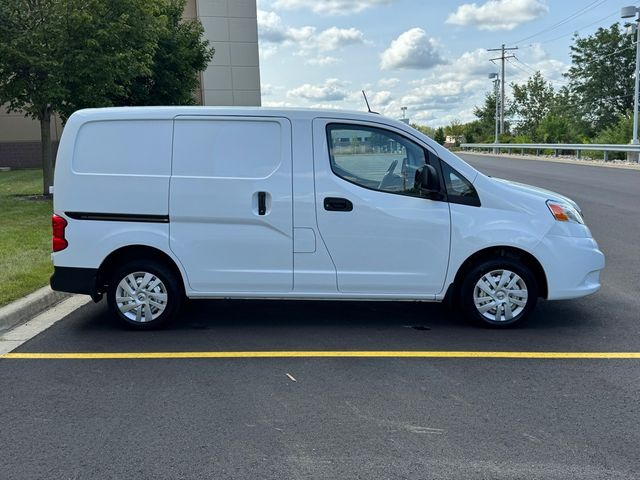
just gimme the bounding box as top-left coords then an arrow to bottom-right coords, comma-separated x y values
492,178 -> 581,213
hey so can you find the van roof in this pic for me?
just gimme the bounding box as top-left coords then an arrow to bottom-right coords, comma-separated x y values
69,106 -> 391,123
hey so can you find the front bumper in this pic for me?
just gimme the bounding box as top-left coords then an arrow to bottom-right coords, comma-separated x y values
534,234 -> 605,300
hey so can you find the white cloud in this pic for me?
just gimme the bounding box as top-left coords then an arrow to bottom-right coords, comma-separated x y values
315,27 -> 365,51
288,79 -> 350,101
380,28 -> 445,70
391,43 -> 568,127
370,91 -> 393,107
261,83 -> 275,96
262,100 -> 297,108
259,43 -> 279,59
505,54 -> 568,87
435,48 -> 496,81
257,9 -> 365,60
378,77 -> 400,88
305,56 -> 340,66
261,83 -> 288,96
257,10 -> 288,43
374,48 -> 497,125
446,0 -> 548,31
272,0 -> 393,15
309,103 -> 344,109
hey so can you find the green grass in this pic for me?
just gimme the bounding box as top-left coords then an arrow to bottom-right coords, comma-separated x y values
0,169 -> 52,307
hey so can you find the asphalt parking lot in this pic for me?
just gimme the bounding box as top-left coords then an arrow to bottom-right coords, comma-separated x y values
1,154 -> 639,479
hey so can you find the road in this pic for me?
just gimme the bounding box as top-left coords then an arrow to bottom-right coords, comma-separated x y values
1,154 -> 639,479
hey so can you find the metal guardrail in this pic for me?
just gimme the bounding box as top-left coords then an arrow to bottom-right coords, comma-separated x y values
460,143 -> 640,161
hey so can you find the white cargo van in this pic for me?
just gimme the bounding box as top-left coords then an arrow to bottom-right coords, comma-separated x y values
50,107 -> 604,328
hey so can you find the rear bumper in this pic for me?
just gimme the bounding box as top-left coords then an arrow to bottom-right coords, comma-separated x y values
50,266 -> 98,295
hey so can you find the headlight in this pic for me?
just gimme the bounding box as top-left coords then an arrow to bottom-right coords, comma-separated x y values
546,200 -> 584,224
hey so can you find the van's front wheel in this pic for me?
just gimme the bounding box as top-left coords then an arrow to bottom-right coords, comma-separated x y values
460,258 -> 537,328
107,261 -> 182,329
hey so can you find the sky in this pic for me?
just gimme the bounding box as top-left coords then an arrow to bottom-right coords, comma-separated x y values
256,0 -> 634,127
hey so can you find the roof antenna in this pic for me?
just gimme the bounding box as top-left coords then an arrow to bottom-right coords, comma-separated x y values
362,90 -> 379,114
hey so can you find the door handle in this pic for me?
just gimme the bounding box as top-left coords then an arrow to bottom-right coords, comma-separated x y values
324,197 -> 353,212
258,191 -> 267,215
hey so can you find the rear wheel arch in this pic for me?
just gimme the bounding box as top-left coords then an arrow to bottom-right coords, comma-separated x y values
96,245 -> 186,295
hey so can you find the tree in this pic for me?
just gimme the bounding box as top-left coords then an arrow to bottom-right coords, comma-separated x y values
120,0 -> 213,106
410,123 -> 436,138
547,86 -> 587,142
593,113 -> 633,144
472,91 -> 498,140
511,71 -> 555,139
566,23 -> 635,134
434,127 -> 446,145
444,119 -> 465,138
460,120 -> 484,144
0,0 -> 163,194
536,114 -> 574,143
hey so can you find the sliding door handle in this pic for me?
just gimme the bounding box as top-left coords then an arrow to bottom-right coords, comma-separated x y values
258,191 -> 267,215
324,197 -> 353,212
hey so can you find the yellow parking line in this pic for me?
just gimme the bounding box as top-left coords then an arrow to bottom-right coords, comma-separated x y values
2,351 -> 640,360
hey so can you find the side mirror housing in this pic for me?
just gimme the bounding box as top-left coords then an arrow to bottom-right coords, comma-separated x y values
415,164 -> 442,198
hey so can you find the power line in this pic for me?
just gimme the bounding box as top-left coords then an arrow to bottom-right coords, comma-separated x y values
578,43 -> 636,60
508,56 -> 637,100
536,10 -> 618,45
506,58 -> 569,86
513,0 -> 610,45
507,57 -> 536,75
506,40 -> 634,85
516,6 -> 633,49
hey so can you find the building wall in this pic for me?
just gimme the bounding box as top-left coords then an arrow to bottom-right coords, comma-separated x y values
0,0 -> 261,168
197,0 -> 261,106
0,106 -> 63,143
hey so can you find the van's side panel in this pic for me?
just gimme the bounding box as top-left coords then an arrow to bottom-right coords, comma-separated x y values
56,119 -> 172,216
291,118 -> 339,293
169,116 -> 294,293
52,119 -> 173,273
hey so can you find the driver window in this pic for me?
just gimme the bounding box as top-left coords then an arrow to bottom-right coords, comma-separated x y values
327,124 -> 429,197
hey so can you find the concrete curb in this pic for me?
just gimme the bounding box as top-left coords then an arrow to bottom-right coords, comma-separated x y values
0,287 -> 70,335
458,151 -> 640,171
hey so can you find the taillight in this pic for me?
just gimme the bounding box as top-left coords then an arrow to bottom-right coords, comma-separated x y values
52,214 -> 68,252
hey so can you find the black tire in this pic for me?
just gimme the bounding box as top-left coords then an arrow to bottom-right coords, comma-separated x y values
106,259 -> 183,329
459,257 -> 538,328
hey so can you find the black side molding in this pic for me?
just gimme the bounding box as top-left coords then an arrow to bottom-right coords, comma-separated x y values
66,212 -> 169,223
50,266 -> 98,295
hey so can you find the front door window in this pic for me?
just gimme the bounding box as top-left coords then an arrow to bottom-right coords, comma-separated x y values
327,124 -> 430,198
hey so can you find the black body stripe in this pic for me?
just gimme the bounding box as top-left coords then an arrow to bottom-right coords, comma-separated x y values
65,212 -> 169,223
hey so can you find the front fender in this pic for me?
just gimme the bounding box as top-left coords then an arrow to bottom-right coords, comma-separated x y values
441,203 -> 549,297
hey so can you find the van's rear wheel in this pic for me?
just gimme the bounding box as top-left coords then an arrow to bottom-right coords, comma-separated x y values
460,258 -> 537,328
107,260 -> 182,329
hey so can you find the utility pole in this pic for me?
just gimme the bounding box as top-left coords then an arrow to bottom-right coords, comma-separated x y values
400,106 -> 408,124
622,7 -> 640,146
488,73 -> 499,144
487,44 -> 517,134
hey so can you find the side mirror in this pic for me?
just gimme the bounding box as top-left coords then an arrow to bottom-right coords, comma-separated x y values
415,164 -> 441,198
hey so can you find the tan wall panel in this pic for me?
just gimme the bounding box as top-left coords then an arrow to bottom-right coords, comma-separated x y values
183,0 -> 197,19
198,0 -> 261,106
0,106 -> 62,142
